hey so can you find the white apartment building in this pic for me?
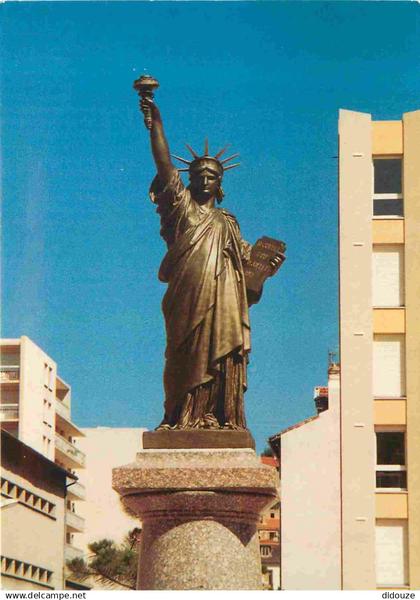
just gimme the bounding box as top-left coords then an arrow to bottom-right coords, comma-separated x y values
1,336 -> 86,588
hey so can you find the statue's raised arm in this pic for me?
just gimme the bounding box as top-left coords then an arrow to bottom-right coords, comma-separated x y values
141,98 -> 176,186
134,76 -> 175,186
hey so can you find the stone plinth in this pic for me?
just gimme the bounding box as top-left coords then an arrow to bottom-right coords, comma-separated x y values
143,429 -> 256,450
113,448 -> 279,590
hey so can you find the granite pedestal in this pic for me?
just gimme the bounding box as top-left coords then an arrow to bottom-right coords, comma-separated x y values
112,448 -> 279,590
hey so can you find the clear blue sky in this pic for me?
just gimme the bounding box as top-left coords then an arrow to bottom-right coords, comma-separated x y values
2,1 -> 419,452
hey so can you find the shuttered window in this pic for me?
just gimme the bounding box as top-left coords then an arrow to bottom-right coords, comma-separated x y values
376,520 -> 408,586
372,245 -> 404,307
373,335 -> 405,397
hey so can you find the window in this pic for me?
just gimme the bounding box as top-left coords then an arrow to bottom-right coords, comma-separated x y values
373,335 -> 405,398
373,158 -> 403,218
48,368 -> 54,391
376,520 -> 408,586
376,431 -> 406,490
44,364 -> 49,388
260,546 -> 272,558
66,532 -> 74,545
44,364 -> 54,390
372,246 -> 404,307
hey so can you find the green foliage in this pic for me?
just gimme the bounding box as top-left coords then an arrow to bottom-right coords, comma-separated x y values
67,529 -> 140,589
261,446 -> 273,457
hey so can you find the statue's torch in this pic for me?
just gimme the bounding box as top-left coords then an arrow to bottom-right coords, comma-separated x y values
133,75 -> 159,130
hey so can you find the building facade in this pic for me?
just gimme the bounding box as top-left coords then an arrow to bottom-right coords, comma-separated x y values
77,427 -> 146,549
270,364 -> 341,590
1,336 -> 86,588
75,427 -> 146,590
1,431 -> 69,590
339,109 -> 420,590
258,457 -> 281,590
270,109 -> 420,590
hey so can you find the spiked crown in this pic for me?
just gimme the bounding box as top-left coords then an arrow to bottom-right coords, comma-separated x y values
171,139 -> 240,177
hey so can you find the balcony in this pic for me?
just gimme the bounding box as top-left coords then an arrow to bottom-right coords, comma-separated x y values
66,509 -> 85,533
55,434 -> 86,468
65,544 -> 84,562
55,399 -> 71,421
55,400 -> 85,438
0,404 -> 19,421
0,367 -> 19,383
67,480 -> 86,501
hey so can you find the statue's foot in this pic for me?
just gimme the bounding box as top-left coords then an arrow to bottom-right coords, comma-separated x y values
155,421 -> 173,431
174,414 -> 221,430
173,419 -> 201,430
223,422 -> 245,431
203,413 -> 220,429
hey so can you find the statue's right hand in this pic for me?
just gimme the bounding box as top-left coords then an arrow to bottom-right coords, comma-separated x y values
140,97 -> 161,127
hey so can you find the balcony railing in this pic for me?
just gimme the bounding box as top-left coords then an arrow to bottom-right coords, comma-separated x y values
55,434 -> 86,468
0,404 -> 19,421
66,510 -> 85,533
0,367 -> 20,383
67,480 -> 86,501
55,401 -> 84,439
55,398 -> 71,422
65,544 -> 84,562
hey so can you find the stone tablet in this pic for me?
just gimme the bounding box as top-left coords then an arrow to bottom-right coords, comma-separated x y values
243,236 -> 286,303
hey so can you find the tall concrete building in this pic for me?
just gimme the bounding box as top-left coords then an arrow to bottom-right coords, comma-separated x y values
1,336 -> 86,588
270,109 -> 420,590
339,109 -> 419,590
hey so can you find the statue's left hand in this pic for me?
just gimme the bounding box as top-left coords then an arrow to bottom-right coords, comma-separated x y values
269,252 -> 286,276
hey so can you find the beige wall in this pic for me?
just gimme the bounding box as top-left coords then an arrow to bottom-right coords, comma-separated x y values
19,336 -> 56,459
77,428 -> 146,549
403,109 -> 420,589
372,121 -> 403,155
76,428 -> 146,590
374,400 -> 406,426
1,466 -> 66,590
372,220 -> 404,245
376,493 -> 408,520
281,371 -> 341,590
339,109 -> 376,589
373,309 -> 405,334
1,576 -> 48,591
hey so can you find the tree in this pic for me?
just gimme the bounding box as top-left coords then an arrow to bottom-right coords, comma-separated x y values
261,446 -> 273,457
67,528 -> 140,589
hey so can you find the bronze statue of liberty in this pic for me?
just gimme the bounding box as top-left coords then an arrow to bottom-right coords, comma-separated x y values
136,77 -> 284,432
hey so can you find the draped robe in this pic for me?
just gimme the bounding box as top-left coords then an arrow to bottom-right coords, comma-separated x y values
150,171 -> 252,429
